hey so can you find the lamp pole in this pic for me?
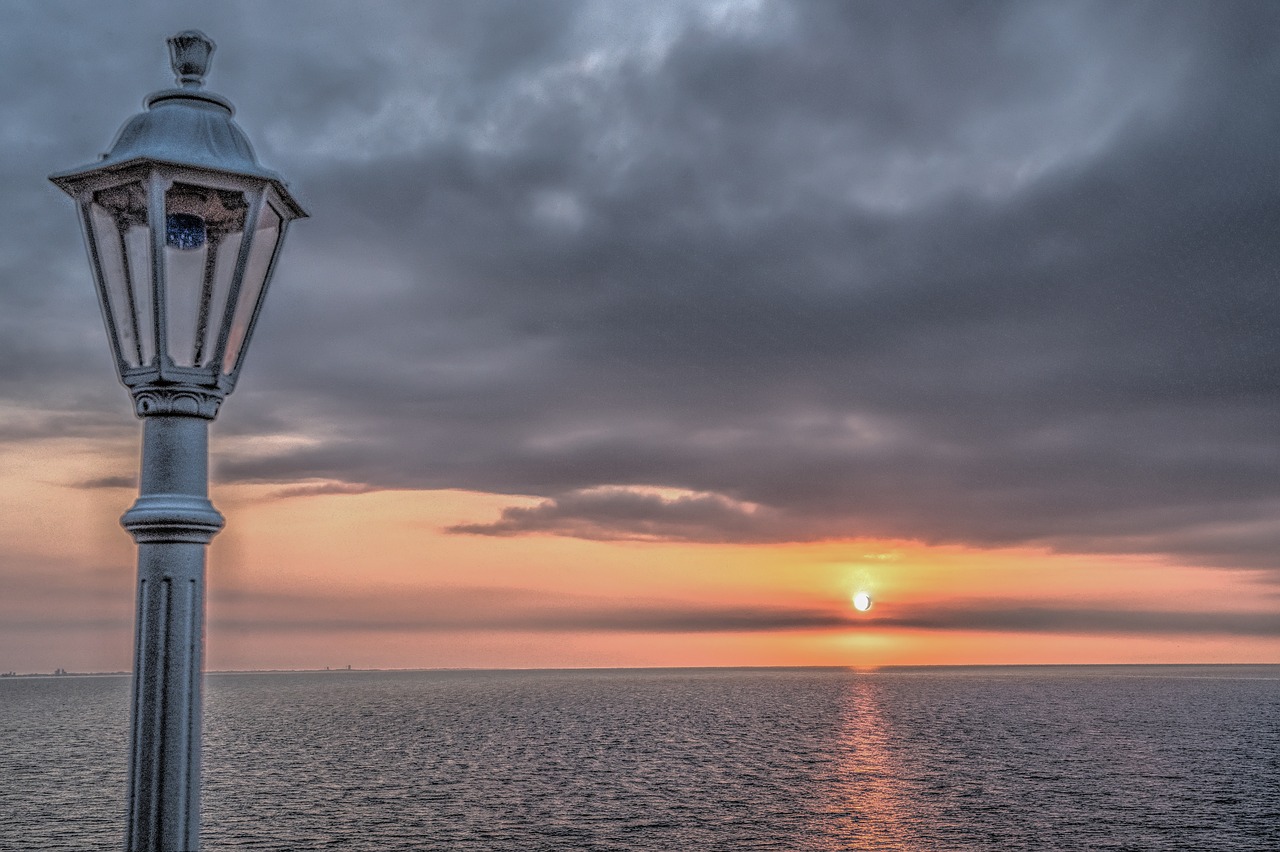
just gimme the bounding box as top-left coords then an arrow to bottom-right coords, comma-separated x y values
121,412 -> 222,850
51,31 -> 305,851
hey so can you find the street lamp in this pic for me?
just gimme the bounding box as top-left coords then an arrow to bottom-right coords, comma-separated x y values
49,31 -> 305,851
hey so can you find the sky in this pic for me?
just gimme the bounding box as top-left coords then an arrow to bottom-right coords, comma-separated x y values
2,0 -> 1279,671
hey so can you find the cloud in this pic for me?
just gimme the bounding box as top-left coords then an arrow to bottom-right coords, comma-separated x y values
269,480 -> 386,499
17,598 -> 1279,639
198,585 -> 1280,638
10,563 -> 1273,639
448,486 -> 797,542
8,2 -> 1280,573
884,605 -> 1280,638
74,474 -> 136,490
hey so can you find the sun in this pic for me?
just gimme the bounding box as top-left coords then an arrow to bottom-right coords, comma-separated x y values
852,591 -> 873,612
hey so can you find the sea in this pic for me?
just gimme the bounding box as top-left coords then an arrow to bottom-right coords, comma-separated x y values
1,665 -> 1277,851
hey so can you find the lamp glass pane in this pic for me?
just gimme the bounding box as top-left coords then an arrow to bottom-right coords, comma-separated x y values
89,181 -> 154,368
199,231 -> 244,368
164,182 -> 248,367
222,200 -> 282,376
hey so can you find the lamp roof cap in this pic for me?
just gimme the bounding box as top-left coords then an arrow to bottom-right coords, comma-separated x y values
50,30 -> 306,220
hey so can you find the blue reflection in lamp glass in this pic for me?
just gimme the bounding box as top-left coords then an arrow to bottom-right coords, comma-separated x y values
166,212 -> 206,249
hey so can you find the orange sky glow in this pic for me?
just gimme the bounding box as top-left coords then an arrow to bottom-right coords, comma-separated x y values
4,431 -> 1276,673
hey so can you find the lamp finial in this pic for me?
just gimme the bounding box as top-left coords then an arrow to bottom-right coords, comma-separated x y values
168,30 -> 215,89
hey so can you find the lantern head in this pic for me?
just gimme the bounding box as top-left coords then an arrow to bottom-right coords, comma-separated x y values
50,31 -> 306,418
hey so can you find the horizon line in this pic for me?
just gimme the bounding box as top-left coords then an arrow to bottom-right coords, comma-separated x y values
5,661 -> 1279,678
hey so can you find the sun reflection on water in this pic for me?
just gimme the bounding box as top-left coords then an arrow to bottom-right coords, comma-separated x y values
820,673 -> 918,851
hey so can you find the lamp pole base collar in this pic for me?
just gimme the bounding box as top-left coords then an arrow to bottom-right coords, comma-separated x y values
122,494 -> 224,544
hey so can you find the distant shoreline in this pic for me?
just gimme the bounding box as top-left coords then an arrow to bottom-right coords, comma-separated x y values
4,662 -> 1278,679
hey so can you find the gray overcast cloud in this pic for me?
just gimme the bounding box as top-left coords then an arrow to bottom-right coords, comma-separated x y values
7,1 -> 1280,573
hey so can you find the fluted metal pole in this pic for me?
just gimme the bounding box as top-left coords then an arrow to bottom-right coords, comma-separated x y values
121,414 -> 224,852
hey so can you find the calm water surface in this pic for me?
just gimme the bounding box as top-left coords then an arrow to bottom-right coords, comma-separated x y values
1,666 -> 1277,850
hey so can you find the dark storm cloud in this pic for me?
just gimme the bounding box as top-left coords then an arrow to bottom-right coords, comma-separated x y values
8,2 -> 1280,571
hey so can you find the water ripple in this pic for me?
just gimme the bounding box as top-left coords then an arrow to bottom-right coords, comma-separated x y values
1,666 -> 1277,850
